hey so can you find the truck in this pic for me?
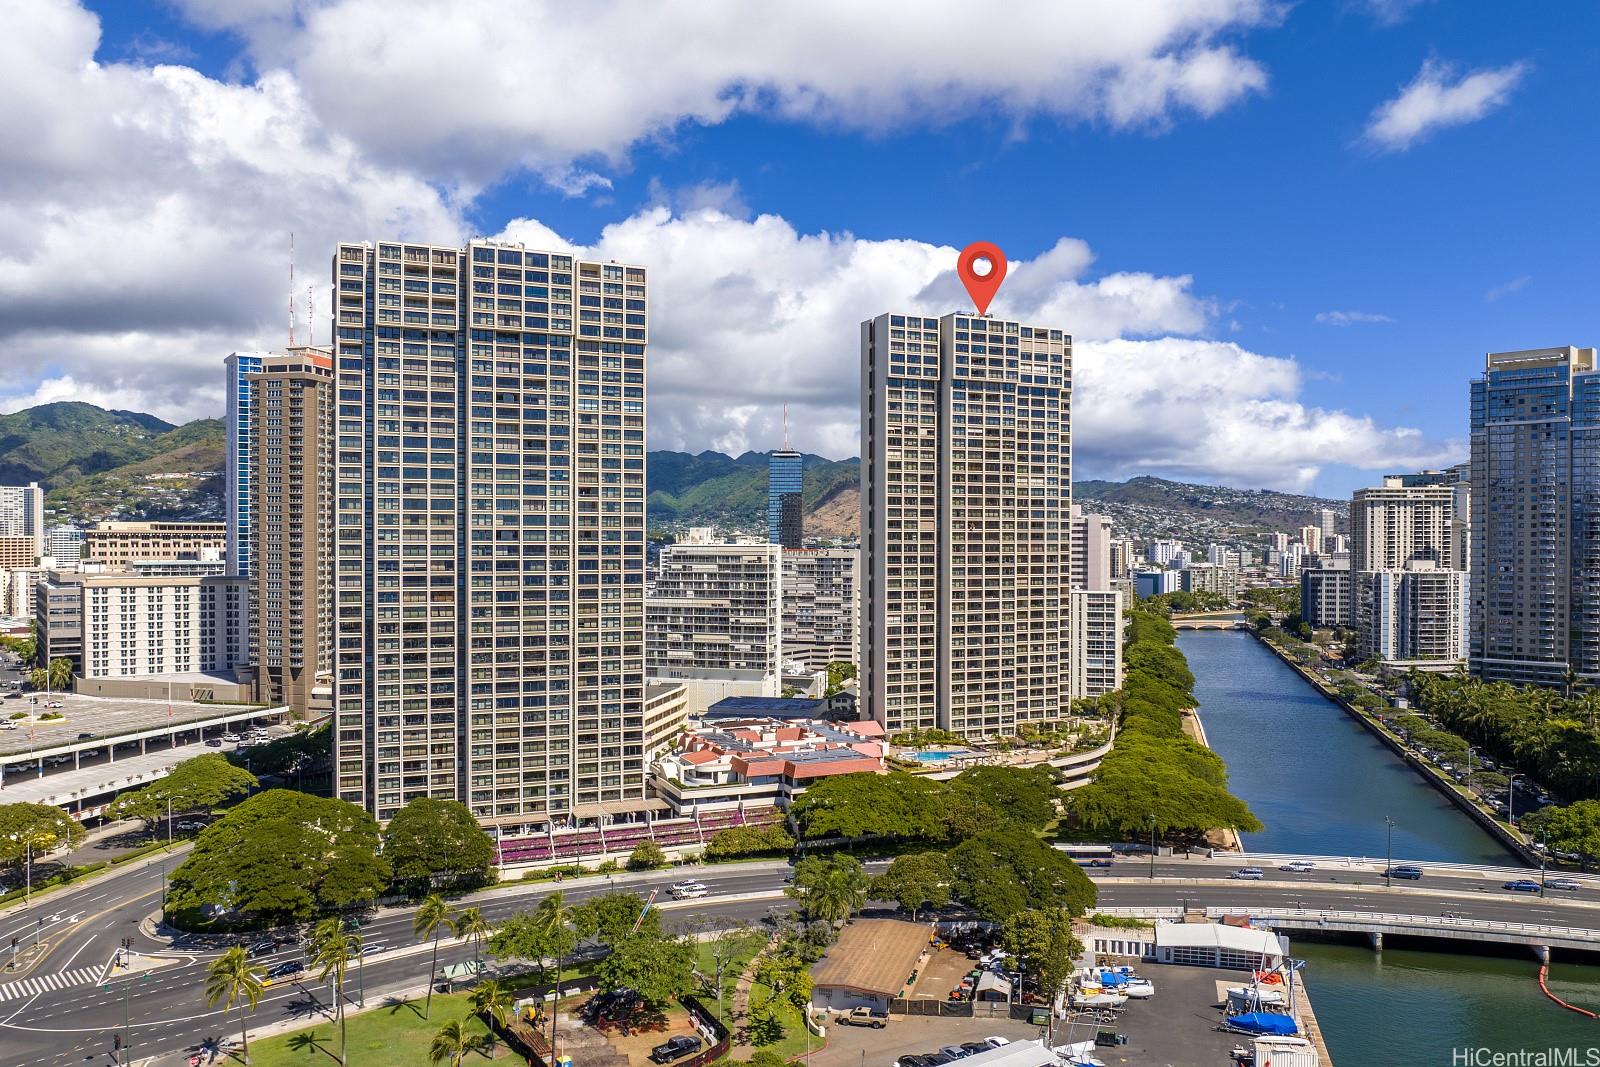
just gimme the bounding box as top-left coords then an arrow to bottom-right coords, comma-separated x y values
836,1006 -> 888,1029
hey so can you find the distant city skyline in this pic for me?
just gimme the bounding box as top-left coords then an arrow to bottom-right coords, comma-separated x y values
6,2 -> 1596,497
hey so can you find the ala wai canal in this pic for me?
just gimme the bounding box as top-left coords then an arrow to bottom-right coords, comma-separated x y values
1175,630 -> 1600,1062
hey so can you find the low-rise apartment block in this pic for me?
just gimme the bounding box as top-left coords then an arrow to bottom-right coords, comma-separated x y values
652,716 -> 886,816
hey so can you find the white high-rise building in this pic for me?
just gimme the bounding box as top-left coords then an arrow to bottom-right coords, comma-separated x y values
1068,504 -> 1123,699
1147,539 -> 1182,566
1270,531 -> 1290,554
0,483 -> 44,555
44,525 -> 83,564
80,565 -> 248,679
1318,508 -> 1337,539
1359,561 -> 1468,666
781,547 -> 859,672
331,240 -> 649,827
1109,539 -> 1135,579
1351,472 -> 1464,572
647,535 -> 782,712
861,311 -> 1071,738
1299,525 -> 1323,557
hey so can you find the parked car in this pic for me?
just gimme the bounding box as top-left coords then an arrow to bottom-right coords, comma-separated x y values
1230,867 -> 1265,880
896,1057 -> 936,1067
1502,879 -> 1542,893
837,1007 -> 887,1028
959,1043 -> 989,1056
1545,878 -> 1584,892
1384,865 -> 1425,880
939,1047 -> 970,1061
983,1037 -> 1011,1049
77,732 -> 95,740
205,738 -> 224,747
1279,861 -> 1317,872
921,1052 -> 955,1066
221,733 -> 240,743
177,820 -> 208,832
649,1036 -> 702,1064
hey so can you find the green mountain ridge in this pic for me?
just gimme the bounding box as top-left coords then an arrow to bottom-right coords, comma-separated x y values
0,403 -> 1345,537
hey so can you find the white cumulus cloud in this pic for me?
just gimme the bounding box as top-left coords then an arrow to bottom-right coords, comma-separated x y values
170,0 -> 1277,192
1315,310 -> 1394,325
1365,58 -> 1528,152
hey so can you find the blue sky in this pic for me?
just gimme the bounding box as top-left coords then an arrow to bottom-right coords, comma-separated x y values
7,0 -> 1596,497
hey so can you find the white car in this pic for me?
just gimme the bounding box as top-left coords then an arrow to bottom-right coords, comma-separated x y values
1230,868 -> 1265,880
1279,861 -> 1317,872
222,732 -> 240,743
671,882 -> 708,900
984,1037 -> 1011,1049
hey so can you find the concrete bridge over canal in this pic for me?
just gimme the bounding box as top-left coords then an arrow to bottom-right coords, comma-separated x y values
1170,611 -> 1250,630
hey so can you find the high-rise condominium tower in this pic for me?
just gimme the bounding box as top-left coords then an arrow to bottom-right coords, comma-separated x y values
1470,346 -> 1600,687
768,446 -> 804,548
1350,471 -> 1463,572
861,312 -> 1071,738
225,352 -> 267,576
0,483 -> 44,560
331,240 -> 648,827
247,348 -> 334,715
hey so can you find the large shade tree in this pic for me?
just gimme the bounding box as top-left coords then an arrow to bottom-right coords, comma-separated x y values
382,797 -> 495,893
167,789 -> 390,926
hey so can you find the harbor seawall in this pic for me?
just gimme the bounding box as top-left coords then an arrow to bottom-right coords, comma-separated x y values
1248,632 -> 1539,867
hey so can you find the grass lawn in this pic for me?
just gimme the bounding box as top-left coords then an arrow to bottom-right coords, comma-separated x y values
693,931 -> 818,1062
694,931 -> 768,1032
244,990 -> 498,1066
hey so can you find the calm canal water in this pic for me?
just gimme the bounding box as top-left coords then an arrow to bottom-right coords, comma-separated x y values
1176,630 -> 1600,1061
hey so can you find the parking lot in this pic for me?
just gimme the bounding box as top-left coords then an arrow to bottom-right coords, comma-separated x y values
810,1013 -> 1043,1067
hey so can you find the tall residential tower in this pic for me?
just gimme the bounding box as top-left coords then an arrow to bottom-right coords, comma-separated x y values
331,240 -> 649,828
861,311 -> 1072,738
1470,346 -> 1600,687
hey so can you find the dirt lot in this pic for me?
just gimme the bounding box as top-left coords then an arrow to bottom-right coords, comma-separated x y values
567,995 -> 709,1067
908,945 -> 984,1003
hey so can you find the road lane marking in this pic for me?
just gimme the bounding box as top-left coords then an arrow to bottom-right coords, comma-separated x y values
0,966 -> 105,1003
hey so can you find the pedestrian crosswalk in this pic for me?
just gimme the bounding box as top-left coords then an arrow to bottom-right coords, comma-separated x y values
0,965 -> 105,1003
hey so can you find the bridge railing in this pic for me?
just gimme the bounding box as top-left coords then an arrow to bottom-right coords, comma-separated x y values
1222,851 -> 1546,879
1202,905 -> 1597,941
1090,906 -> 1596,942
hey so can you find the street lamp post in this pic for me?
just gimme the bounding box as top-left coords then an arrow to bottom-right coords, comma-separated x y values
1384,817 -> 1395,887
1148,815 -> 1157,881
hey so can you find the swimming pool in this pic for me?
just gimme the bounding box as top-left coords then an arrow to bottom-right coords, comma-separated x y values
906,749 -> 974,762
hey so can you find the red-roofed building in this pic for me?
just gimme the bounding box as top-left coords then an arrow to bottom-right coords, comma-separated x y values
653,716 -> 887,816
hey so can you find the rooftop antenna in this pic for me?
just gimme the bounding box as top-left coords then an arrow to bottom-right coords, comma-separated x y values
782,403 -> 791,450
306,285 -> 315,347
288,232 -> 296,347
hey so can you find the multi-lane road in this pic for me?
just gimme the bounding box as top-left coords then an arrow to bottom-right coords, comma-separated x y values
2,853 -> 1597,1066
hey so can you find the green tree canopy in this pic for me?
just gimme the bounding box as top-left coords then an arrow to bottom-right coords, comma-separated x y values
628,840 -> 666,870
572,891 -> 660,946
1541,800 -> 1600,860
594,932 -> 696,1006
704,823 -> 794,859
790,771 -> 944,842
382,797 -> 495,892
871,851 -> 952,920
947,765 -> 1060,830
0,802 -> 86,864
945,829 -> 1095,923
1001,908 -> 1082,1004
106,753 -> 257,829
167,789 -> 390,926
785,853 -> 870,924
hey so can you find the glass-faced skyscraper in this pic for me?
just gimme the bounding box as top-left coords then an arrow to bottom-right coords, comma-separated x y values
224,352 -> 266,577
860,311 -> 1072,738
1470,346 -> 1600,687
331,240 -> 649,829
768,446 -> 804,547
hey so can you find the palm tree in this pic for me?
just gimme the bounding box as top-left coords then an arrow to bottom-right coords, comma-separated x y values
531,891 -> 579,1052
310,918 -> 360,1066
414,894 -> 456,1020
469,976 -> 513,1034
428,1019 -> 472,1067
205,946 -> 265,1065
453,906 -> 494,972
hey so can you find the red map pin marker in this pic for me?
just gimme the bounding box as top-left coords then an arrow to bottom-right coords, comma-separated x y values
957,241 -> 1007,315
